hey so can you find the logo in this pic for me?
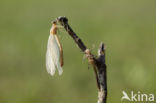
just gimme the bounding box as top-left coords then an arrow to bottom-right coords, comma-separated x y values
121,91 -> 154,102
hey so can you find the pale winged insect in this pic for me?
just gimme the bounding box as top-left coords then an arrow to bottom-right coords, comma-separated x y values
46,21 -> 64,76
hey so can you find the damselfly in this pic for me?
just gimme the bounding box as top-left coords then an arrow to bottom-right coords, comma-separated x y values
46,21 -> 64,76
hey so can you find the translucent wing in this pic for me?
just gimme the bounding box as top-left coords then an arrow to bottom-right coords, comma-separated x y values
46,34 -> 63,76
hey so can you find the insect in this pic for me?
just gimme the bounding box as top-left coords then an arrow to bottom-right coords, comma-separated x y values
85,49 -> 100,89
46,21 -> 64,76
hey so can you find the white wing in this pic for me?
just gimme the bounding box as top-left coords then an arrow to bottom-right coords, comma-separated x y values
46,34 -> 63,76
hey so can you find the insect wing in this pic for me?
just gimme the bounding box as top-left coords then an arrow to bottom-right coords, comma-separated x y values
46,35 -> 63,76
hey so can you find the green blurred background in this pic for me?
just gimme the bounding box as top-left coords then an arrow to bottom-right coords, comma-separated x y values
0,0 -> 156,103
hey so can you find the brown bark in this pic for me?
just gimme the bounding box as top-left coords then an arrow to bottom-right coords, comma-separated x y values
56,16 -> 107,103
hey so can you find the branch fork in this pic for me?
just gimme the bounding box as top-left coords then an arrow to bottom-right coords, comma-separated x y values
55,16 -> 107,103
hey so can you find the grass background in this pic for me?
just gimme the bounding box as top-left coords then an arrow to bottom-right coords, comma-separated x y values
0,0 -> 156,103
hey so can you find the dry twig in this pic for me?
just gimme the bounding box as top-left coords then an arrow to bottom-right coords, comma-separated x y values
56,16 -> 107,103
